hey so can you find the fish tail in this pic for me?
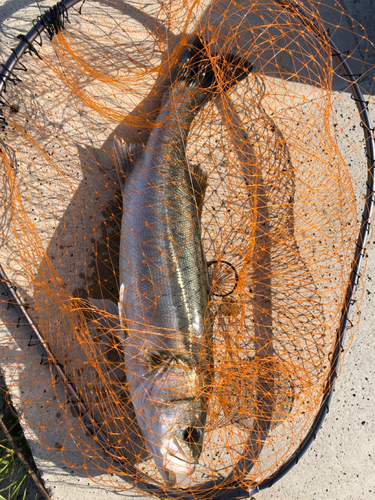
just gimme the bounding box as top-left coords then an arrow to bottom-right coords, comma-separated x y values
175,35 -> 253,92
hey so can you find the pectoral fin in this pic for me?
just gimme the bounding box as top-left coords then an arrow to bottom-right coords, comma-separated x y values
118,283 -> 127,336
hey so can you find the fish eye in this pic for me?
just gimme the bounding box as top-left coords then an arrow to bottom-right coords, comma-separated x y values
145,350 -> 169,371
148,353 -> 163,368
183,426 -> 203,445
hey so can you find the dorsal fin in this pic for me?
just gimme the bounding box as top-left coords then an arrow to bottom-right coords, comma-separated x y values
88,298 -> 119,330
89,297 -> 127,344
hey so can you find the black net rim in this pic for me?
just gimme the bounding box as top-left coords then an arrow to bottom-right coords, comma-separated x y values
0,0 -> 374,498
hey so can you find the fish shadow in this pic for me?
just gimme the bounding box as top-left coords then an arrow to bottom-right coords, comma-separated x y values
29,141 -> 150,473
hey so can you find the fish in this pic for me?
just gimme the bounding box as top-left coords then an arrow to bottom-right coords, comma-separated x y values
92,35 -> 252,486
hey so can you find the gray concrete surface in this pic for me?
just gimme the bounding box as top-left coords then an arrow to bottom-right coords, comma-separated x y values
0,1 -> 374,499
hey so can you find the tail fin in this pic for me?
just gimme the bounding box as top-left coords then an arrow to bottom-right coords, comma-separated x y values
174,35 -> 253,91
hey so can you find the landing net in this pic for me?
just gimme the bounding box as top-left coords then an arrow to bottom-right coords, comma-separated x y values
0,0 -> 374,498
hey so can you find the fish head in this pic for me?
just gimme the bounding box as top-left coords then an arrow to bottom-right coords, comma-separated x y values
132,361 -> 207,486
149,398 -> 206,486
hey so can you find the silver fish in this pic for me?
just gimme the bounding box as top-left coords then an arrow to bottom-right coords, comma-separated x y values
95,36 -> 252,486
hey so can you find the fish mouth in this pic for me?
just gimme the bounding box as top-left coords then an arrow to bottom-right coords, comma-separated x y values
162,439 -> 196,476
164,470 -> 194,487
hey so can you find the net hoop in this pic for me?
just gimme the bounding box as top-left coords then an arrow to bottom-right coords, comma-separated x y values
0,0 -> 83,96
0,0 -> 374,498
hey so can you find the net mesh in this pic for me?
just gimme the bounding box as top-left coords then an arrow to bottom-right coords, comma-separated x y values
0,0 -> 373,495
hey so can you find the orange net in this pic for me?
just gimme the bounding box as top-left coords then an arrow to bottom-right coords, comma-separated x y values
0,0 -> 374,497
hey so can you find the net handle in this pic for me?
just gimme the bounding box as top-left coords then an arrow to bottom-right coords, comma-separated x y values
0,0 -> 374,498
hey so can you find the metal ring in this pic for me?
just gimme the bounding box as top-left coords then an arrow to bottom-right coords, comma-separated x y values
207,260 -> 239,297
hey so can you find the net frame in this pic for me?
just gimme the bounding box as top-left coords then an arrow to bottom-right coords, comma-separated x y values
0,0 -> 374,498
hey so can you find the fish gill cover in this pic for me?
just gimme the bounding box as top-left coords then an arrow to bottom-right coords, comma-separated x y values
0,0 -> 373,497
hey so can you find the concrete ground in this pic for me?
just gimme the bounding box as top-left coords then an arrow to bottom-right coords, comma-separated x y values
0,0 -> 374,499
